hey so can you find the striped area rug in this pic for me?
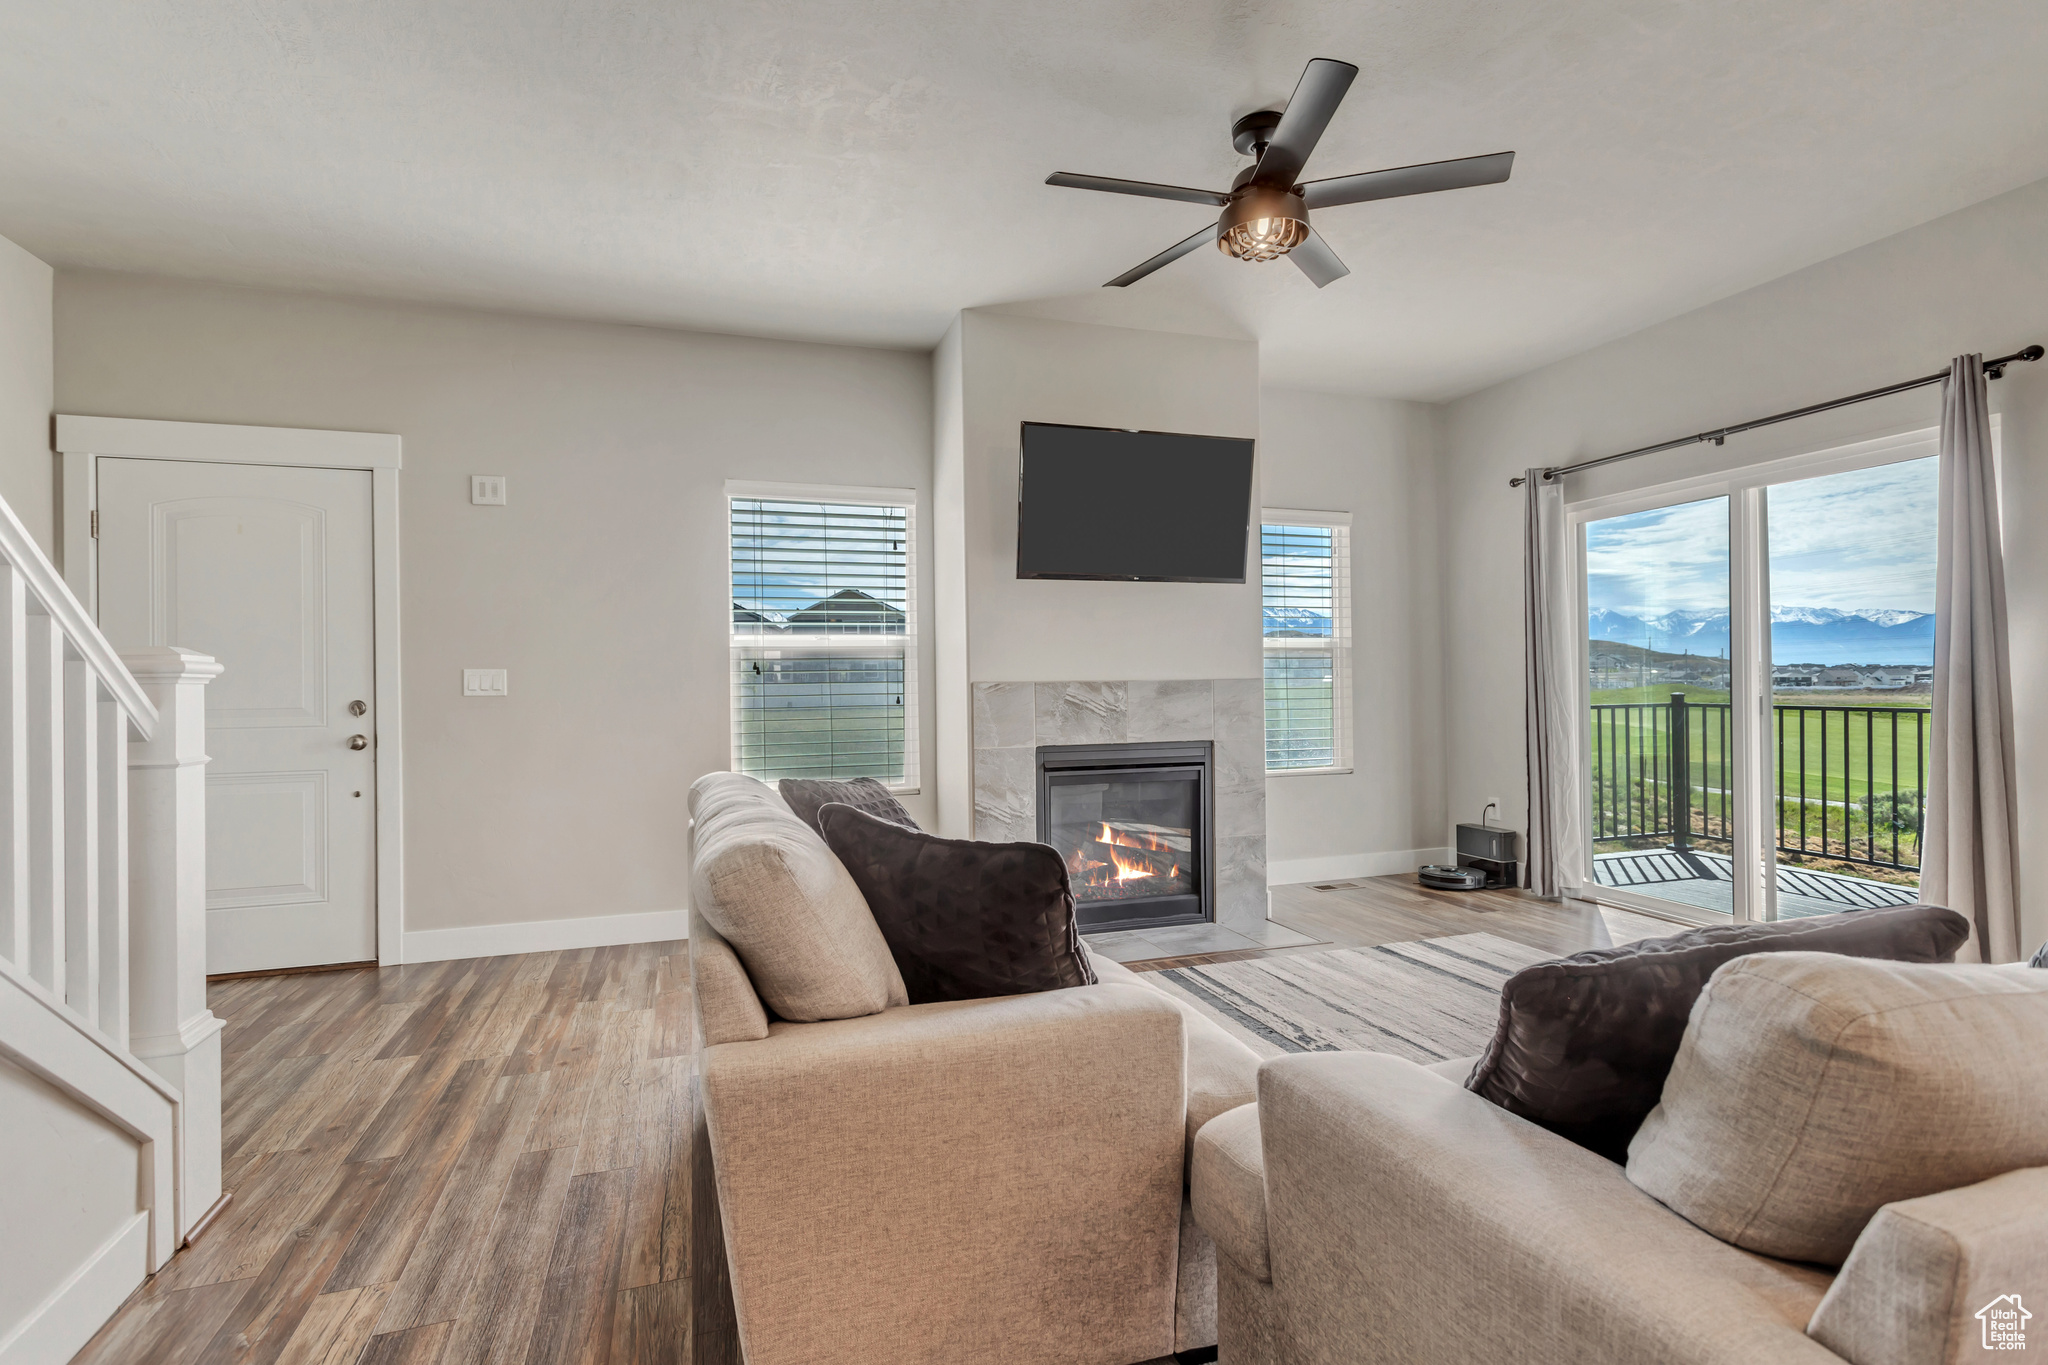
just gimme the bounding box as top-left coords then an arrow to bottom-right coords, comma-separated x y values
1152,933 -> 1553,1061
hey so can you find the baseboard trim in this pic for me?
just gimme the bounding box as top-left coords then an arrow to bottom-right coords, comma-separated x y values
399,909 -> 689,964
0,1211 -> 148,1365
1268,848 -> 1453,887
182,1191 -> 233,1247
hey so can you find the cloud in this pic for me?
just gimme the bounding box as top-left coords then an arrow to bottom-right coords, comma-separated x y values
1585,456 -> 1937,615
1586,495 -> 1729,614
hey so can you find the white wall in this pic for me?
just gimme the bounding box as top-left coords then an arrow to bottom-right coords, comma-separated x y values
0,233 -> 53,555
1441,174 -> 2048,956
932,310 -> 1262,833
55,271 -> 933,939
1258,388 -> 1449,882
0,1058 -> 146,1365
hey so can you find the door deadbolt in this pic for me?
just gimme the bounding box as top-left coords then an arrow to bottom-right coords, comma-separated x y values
348,734 -> 369,750
349,700 -> 368,716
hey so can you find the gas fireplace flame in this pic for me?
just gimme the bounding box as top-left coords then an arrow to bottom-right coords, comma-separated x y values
1063,819 -> 1190,898
1099,822 -> 1178,854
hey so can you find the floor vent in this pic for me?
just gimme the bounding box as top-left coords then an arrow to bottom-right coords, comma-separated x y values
1311,880 -> 1362,891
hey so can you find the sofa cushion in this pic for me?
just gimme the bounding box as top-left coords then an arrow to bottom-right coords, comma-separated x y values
818,804 -> 1095,1004
1465,905 -> 1971,1161
778,776 -> 917,836
1627,952 -> 2048,1266
1805,1167 -> 2048,1365
1191,1103 -> 1269,1282
688,772 -> 907,1022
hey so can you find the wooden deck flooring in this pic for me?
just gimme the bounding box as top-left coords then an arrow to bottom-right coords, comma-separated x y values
68,875 -> 1680,1364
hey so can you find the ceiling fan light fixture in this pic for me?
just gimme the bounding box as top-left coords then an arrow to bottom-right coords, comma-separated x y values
1219,215 -> 1308,262
1217,185 -> 1310,264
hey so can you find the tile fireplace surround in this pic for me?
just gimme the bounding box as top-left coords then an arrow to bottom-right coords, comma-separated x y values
972,679 -> 1270,940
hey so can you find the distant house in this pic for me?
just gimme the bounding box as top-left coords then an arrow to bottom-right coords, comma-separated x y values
1773,671 -> 1816,687
732,601 -> 785,631
786,587 -> 906,633
1818,666 -> 1865,686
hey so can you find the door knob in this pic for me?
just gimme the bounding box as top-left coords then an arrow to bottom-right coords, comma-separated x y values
349,700 -> 368,716
348,734 -> 369,750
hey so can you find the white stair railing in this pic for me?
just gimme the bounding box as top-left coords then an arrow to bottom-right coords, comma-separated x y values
0,492 -> 218,1364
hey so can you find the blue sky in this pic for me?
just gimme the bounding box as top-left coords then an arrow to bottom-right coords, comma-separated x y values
1585,456 -> 1938,617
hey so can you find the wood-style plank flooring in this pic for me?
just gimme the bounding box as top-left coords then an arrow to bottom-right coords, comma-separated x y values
69,876 -> 1681,1364
70,943 -> 693,1365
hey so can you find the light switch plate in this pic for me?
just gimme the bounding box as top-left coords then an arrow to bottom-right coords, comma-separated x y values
463,668 -> 509,696
471,475 -> 508,505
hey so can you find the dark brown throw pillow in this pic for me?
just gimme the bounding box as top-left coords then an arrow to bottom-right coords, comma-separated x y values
778,777 -> 918,837
1466,904 -> 1972,1162
816,804 -> 1096,1004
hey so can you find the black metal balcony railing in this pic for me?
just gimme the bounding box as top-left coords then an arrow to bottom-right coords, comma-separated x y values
1590,693 -> 1930,873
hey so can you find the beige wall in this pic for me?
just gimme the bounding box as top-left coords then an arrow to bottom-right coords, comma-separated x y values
0,233 -> 53,554
1441,174 -> 2048,956
931,310 -> 1263,835
56,271 -> 933,936
1258,387 -> 1448,881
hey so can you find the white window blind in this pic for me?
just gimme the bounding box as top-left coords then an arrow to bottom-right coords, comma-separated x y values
729,485 -> 919,790
1262,512 -> 1352,773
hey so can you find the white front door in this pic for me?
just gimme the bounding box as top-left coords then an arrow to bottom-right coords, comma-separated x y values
96,457 -> 378,973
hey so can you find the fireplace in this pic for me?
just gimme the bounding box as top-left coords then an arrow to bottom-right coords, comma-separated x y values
1036,741 -> 1213,932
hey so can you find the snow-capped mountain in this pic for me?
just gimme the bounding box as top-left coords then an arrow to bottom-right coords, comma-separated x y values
1263,606 -> 1333,637
1588,607 -> 1933,665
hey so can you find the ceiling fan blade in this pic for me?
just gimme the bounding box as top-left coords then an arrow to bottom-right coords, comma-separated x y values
1288,229 -> 1349,288
1046,172 -> 1231,207
1252,58 -> 1359,188
1104,223 -> 1220,287
1298,150 -> 1515,210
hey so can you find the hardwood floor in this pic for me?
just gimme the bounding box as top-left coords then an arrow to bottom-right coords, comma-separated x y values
69,876 -> 1674,1364
71,943 -> 694,1365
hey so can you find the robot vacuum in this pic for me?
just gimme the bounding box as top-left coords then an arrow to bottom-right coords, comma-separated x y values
1418,863 -> 1488,891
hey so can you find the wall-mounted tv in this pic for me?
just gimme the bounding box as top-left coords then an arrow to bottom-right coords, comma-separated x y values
1016,421 -> 1255,583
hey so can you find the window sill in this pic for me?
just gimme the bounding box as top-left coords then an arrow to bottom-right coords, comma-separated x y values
1265,766 -> 1353,778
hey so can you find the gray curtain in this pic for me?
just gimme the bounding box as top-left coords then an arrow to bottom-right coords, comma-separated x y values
1523,469 -> 1584,898
1921,354 -> 2022,962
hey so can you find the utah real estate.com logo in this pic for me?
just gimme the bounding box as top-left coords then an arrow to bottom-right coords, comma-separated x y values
1978,1295 -> 2031,1352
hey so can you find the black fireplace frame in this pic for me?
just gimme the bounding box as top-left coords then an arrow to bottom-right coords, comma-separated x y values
1035,740 -> 1215,933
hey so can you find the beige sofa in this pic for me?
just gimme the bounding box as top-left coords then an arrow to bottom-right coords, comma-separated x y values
1192,957 -> 2048,1365
687,775 -> 1260,1365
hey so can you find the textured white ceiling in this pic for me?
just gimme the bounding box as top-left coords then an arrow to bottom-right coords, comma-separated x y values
2,2 -> 2045,398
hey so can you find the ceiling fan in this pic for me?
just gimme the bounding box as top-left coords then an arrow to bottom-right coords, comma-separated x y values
1046,57 -> 1514,289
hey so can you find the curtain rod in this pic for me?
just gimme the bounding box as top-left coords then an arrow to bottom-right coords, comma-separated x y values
1506,345 -> 2045,488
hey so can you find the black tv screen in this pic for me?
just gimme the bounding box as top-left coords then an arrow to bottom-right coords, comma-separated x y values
1016,422 -> 1255,583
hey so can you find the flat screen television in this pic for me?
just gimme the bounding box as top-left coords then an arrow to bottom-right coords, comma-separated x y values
1016,422 -> 1256,583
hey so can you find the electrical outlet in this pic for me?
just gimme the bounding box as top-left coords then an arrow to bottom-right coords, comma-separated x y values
470,475 -> 508,505
463,668 -> 509,696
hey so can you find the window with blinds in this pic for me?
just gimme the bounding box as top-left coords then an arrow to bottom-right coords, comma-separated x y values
1262,514 -> 1352,772
729,488 -> 918,789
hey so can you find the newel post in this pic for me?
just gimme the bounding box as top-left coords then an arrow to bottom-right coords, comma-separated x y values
121,645 -> 225,1243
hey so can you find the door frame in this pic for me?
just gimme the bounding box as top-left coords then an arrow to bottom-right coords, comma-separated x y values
1561,421 -> 1963,924
55,416 -> 406,966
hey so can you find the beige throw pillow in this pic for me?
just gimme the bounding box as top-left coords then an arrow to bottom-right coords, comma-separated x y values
1626,951 -> 2048,1266
688,772 -> 908,1022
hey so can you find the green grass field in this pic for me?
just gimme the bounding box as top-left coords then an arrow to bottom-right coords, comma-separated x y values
1589,689 -> 1928,867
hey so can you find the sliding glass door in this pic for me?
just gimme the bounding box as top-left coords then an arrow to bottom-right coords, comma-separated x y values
1583,496 -> 1735,917
1573,431 -> 1943,922
1765,458 -> 1936,917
